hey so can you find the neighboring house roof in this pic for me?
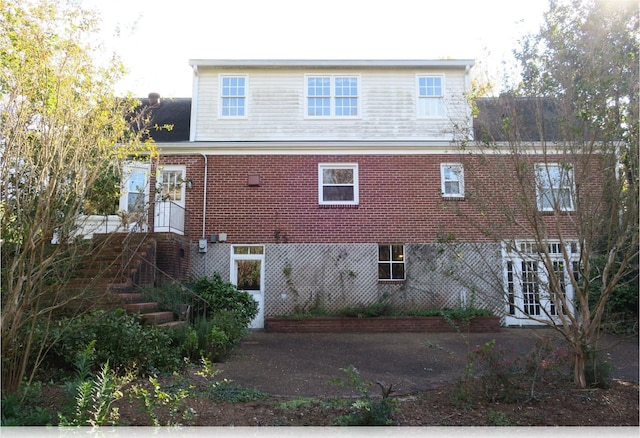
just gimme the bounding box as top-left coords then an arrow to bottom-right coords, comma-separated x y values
473,96 -> 563,142
135,94 -> 191,142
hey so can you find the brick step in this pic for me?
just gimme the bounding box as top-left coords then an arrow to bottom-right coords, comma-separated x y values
114,293 -> 147,303
158,320 -> 188,328
65,279 -> 133,292
141,311 -> 175,325
81,245 -> 151,261
124,302 -> 160,313
68,272 -> 133,283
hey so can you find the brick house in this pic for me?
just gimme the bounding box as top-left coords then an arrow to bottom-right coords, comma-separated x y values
125,60 -> 589,328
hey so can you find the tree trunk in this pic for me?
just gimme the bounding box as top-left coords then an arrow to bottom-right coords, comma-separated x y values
573,345 -> 587,389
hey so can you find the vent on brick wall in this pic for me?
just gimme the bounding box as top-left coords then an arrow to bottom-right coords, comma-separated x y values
248,175 -> 261,186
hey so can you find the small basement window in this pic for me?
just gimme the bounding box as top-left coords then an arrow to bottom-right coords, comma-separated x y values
378,244 -> 405,280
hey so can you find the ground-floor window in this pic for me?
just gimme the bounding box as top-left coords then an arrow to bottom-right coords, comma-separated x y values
378,244 -> 405,280
503,240 -> 578,325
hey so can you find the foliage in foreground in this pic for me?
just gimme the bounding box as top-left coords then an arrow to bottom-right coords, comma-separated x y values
36,309 -> 183,379
331,365 -> 397,426
0,0 -> 158,394
165,274 -> 259,362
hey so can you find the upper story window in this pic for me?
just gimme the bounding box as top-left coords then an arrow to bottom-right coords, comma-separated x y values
220,76 -> 246,117
318,163 -> 359,205
417,75 -> 444,118
535,163 -> 574,212
307,76 -> 359,117
378,244 -> 405,280
440,163 -> 464,198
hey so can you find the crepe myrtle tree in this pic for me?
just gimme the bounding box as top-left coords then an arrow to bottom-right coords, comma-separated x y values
446,0 -> 638,389
0,0 -> 158,394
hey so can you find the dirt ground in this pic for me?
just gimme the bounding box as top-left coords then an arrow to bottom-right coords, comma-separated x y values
37,328 -> 640,427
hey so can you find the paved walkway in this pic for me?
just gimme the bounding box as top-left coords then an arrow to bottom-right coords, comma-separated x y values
213,328 -> 639,398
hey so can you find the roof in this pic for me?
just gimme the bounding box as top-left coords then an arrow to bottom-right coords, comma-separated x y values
189,59 -> 475,69
473,96 -> 563,142
134,96 -> 191,142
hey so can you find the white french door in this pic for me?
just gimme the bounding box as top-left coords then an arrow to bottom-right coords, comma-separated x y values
503,241 -> 577,326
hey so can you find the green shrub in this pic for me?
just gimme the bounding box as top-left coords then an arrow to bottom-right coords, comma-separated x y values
1,381 -> 54,426
187,274 -> 259,361
588,254 -> 639,335
584,349 -> 612,388
208,379 -> 268,402
130,376 -> 196,426
206,327 -> 230,361
43,310 -> 183,377
169,324 -> 201,362
337,302 -> 394,318
331,365 -> 397,426
190,273 -> 258,325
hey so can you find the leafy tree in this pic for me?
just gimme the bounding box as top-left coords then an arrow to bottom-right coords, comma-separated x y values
450,0 -> 638,388
0,0 -> 156,394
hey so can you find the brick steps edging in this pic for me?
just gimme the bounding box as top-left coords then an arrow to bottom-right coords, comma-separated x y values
265,316 -> 501,333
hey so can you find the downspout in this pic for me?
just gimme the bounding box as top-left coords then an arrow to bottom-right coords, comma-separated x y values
199,153 -> 208,239
190,64 -> 207,240
464,63 -> 473,141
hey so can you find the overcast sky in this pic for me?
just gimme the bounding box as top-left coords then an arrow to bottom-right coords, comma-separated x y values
82,0 -> 551,97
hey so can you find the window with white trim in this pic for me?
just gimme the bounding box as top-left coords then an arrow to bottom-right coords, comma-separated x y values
535,163 -> 574,211
220,76 -> 246,117
417,75 -> 444,118
378,244 -> 405,280
307,76 -> 359,117
318,163 -> 358,205
440,163 -> 464,197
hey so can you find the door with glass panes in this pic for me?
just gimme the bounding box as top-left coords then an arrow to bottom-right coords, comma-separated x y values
230,246 -> 265,329
154,166 -> 186,234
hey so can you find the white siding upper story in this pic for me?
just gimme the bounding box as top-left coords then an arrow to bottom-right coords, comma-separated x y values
189,60 -> 474,143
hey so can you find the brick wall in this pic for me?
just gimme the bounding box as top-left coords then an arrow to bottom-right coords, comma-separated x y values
159,153 -> 600,244
265,316 -> 501,333
154,232 -> 191,282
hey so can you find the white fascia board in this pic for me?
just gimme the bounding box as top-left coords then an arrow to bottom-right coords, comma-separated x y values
155,141 -> 464,156
188,59 -> 475,70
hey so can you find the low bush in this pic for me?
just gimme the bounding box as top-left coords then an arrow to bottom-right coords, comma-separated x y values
337,302 -> 394,318
0,381 -> 54,426
42,309 -> 183,377
331,365 -> 397,426
190,273 -> 258,325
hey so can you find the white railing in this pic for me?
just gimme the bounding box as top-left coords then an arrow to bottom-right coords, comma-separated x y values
75,214 -> 127,239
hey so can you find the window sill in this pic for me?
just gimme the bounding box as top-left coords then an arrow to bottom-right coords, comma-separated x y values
378,280 -> 406,284
538,209 -> 575,215
318,204 -> 359,209
441,196 -> 465,201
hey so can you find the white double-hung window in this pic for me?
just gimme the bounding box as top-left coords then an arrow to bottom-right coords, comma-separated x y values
440,163 -> 464,198
307,76 -> 359,117
220,76 -> 246,117
318,163 -> 359,205
417,75 -> 444,118
535,163 -> 574,212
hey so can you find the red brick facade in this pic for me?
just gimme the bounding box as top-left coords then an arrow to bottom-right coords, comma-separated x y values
158,153 -> 594,245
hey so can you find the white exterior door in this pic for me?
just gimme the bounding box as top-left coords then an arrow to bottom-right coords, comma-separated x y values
119,162 -> 151,231
503,241 -> 577,326
154,166 -> 186,234
230,246 -> 265,329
